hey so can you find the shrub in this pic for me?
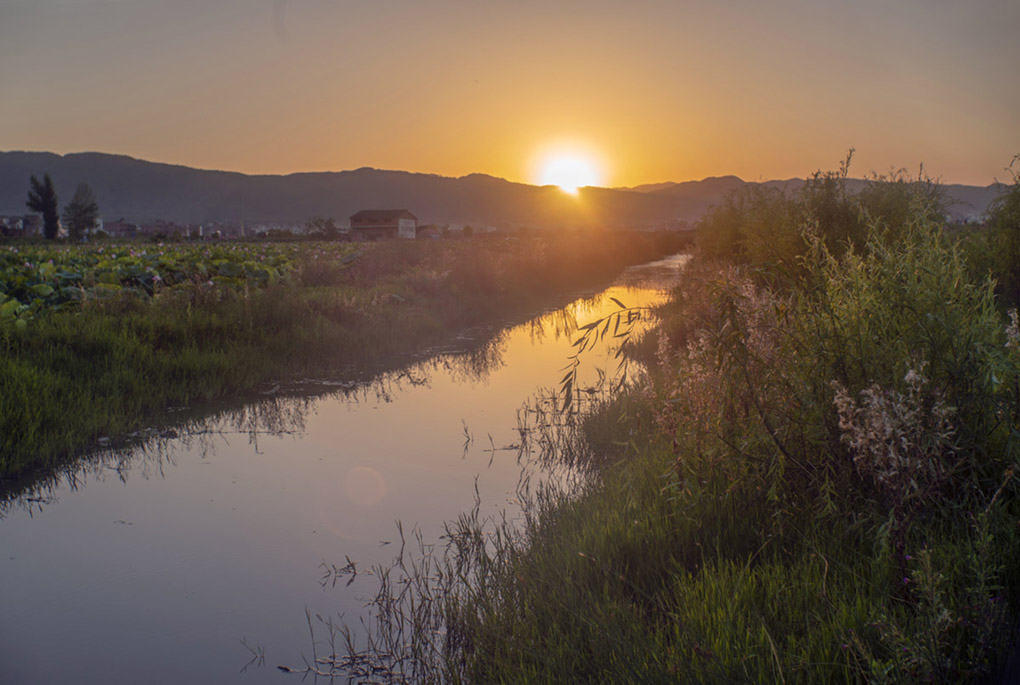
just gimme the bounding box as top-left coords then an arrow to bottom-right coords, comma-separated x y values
987,156 -> 1020,307
697,154 -> 951,285
857,167 -> 946,240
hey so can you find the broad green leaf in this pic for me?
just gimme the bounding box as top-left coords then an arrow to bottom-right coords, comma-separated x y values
1,298 -> 20,320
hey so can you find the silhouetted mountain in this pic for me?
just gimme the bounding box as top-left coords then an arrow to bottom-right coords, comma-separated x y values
0,151 -> 1005,228
646,175 -> 747,198
0,152 -> 697,228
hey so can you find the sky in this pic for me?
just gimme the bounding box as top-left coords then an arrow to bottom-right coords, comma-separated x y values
1,0 -> 1017,187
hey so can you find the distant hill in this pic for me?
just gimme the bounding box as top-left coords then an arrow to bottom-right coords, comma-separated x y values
0,151 -> 1006,228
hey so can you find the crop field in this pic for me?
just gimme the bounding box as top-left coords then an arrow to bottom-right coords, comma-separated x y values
0,242 -> 359,328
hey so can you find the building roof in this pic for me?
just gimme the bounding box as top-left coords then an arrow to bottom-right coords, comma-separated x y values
350,209 -> 417,223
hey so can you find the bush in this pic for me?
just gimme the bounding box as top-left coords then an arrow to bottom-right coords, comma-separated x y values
987,157 -> 1020,307
857,167 -> 946,240
586,200 -> 1020,680
697,154 -> 950,284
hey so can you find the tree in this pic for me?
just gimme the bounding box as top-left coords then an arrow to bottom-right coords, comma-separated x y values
26,173 -> 59,239
306,215 -> 339,238
62,183 -> 100,241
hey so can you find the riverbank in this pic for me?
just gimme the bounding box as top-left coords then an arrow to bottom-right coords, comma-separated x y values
401,175 -> 1020,682
0,250 -> 693,685
0,231 -> 686,481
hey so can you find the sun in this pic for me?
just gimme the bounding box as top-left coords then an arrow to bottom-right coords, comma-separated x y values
536,151 -> 603,194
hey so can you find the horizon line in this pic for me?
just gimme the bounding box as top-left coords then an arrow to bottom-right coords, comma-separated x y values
0,148 -> 1007,190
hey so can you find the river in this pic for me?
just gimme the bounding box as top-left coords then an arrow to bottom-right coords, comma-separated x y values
0,253 -> 687,684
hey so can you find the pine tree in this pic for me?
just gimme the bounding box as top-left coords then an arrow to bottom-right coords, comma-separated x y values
63,183 -> 100,241
26,173 -> 60,239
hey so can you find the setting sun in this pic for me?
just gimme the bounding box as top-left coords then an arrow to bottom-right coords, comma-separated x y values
537,153 -> 602,194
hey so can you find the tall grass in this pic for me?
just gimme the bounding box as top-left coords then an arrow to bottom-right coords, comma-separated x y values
319,170 -> 1020,683
982,156 -> 1020,308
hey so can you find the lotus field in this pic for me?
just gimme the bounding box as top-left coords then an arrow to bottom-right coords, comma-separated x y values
0,242 -> 360,327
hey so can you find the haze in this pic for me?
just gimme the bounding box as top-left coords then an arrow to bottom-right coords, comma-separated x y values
1,0 -> 1017,187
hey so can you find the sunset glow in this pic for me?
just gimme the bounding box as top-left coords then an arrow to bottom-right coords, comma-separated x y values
538,155 -> 602,193
0,1 -> 1017,186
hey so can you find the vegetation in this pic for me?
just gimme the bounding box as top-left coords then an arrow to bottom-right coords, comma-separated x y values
0,231 -> 684,481
25,173 -> 59,240
1,241 -> 308,328
62,182 -> 100,241
698,151 -> 947,281
338,162 -> 1020,683
986,156 -> 1020,308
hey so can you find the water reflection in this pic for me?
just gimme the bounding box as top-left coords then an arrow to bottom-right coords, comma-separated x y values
1,322 -> 516,518
0,253 -> 688,685
2,257 -> 684,517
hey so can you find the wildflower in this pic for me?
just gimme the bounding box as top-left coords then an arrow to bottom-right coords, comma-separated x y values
1007,309 -> 1019,352
832,365 -> 956,507
903,367 -> 923,386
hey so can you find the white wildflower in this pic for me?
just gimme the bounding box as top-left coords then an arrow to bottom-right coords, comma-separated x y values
831,365 -> 956,504
1006,309 -> 1019,352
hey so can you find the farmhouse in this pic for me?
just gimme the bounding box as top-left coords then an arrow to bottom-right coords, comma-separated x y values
0,215 -> 42,236
349,209 -> 417,240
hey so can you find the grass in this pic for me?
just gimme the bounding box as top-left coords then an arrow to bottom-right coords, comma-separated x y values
314,168 -> 1020,683
0,230 -> 687,482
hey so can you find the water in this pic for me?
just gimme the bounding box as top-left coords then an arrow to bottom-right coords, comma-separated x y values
0,254 -> 687,684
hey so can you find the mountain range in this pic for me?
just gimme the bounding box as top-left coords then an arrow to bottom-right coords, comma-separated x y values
0,151 -> 1005,229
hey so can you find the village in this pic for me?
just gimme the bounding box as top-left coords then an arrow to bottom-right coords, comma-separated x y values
0,209 -> 502,241
0,207 -> 693,241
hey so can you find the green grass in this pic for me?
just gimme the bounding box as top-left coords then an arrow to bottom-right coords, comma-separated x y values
441,421 -> 1018,682
348,173 -> 1020,683
0,231 -> 687,482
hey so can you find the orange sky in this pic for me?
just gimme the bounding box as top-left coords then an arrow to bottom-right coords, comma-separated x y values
1,0 -> 1017,187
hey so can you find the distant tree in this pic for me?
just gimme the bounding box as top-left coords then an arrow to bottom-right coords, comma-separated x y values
62,183 -> 100,241
462,225 -> 474,238
306,216 -> 339,238
26,173 -> 60,239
